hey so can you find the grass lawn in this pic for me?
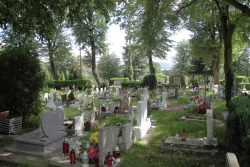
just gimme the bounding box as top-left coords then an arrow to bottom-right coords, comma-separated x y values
121,102 -> 226,167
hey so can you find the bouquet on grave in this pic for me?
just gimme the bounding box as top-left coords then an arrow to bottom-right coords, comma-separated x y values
196,99 -> 211,114
86,101 -> 95,111
88,132 -> 99,164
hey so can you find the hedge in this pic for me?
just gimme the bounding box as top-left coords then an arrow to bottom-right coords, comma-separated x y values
237,76 -> 247,83
121,81 -> 142,89
141,74 -> 157,90
47,80 -> 92,90
239,83 -> 250,90
109,78 -> 129,86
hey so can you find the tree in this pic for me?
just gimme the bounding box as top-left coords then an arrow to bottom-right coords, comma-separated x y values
70,1 -> 117,87
0,46 -> 44,125
213,0 -> 249,106
39,24 -> 72,80
226,0 -> 250,17
172,40 -> 191,75
97,53 -> 122,80
137,0 -> 175,75
0,0 -> 68,39
233,47 -> 250,77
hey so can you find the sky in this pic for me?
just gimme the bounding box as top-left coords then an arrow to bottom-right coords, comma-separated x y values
72,24 -> 192,65
106,24 -> 193,64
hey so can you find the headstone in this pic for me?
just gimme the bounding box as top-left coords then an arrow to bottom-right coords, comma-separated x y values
133,98 -> 151,139
209,79 -> 213,91
205,109 -> 213,145
115,87 -> 120,97
226,152 -> 240,167
118,123 -> 134,151
90,112 -> 96,123
205,95 -> 212,107
44,93 -> 56,109
98,126 -> 118,166
160,92 -> 167,110
72,112 -> 85,136
5,108 -> 67,157
41,108 -> 64,138
108,101 -> 115,113
65,86 -> 70,94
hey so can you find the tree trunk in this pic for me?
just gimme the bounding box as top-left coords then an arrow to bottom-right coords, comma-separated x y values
87,11 -> 101,87
49,58 -> 59,80
211,55 -> 220,84
148,51 -> 155,75
90,38 -> 101,87
221,16 -> 235,107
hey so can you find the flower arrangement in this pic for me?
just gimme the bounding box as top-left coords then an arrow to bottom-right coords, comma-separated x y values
196,99 -> 211,114
86,101 -> 95,111
89,132 -> 98,145
88,132 -> 99,164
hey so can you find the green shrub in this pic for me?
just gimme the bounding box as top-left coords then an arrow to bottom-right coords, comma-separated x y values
237,76 -> 246,83
0,46 -> 45,125
47,79 -> 92,90
156,74 -> 168,83
225,95 -> 250,166
141,74 -> 157,90
239,83 -> 250,90
109,77 -> 129,86
121,81 -> 142,89
228,96 -> 250,114
220,79 -> 225,86
68,91 -> 75,101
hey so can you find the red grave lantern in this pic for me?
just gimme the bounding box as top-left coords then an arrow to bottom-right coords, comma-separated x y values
63,138 -> 69,155
113,145 -> 121,163
70,149 -> 76,164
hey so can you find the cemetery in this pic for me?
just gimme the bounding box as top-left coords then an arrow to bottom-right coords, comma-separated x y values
0,77 -> 248,167
1,1 -> 250,167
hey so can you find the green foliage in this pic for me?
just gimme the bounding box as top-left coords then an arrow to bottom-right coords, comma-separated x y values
225,95 -> 250,166
109,78 -> 129,86
0,46 -> 45,124
68,91 -> 75,101
47,79 -> 92,90
97,53 -> 122,80
239,83 -> 250,90
102,115 -> 127,127
121,81 -> 142,89
220,80 -> 225,86
237,76 -> 247,83
228,96 -> 250,114
156,74 -> 168,83
141,74 -> 157,90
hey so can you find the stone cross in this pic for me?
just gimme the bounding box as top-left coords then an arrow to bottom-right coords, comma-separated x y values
206,109 -> 213,145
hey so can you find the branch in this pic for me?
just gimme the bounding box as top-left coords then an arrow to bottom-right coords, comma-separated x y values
176,0 -> 197,15
226,0 -> 250,17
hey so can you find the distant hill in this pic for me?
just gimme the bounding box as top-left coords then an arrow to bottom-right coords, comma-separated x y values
156,62 -> 173,70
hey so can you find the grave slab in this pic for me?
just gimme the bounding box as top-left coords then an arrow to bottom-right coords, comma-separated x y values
160,136 -> 218,157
